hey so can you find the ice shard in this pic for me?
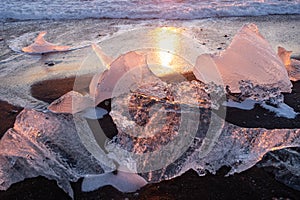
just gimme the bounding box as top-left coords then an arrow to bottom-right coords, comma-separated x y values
22,31 -> 71,54
193,24 -> 292,93
89,51 -> 161,105
48,91 -> 94,114
277,46 -> 300,81
278,46 -> 293,66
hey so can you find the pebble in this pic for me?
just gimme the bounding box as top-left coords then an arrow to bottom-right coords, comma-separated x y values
45,61 -> 56,67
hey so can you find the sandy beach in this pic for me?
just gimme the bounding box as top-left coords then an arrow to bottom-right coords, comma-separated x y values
1,15 -> 300,199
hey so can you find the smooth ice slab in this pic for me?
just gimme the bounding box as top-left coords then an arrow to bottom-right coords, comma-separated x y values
82,171 -> 147,193
194,24 -> 292,93
89,51 -> 161,105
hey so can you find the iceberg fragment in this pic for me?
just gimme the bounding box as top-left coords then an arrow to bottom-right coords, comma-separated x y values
89,51 -> 161,105
48,91 -> 94,114
22,31 -> 71,54
277,46 -> 300,81
1,80 -> 300,197
193,24 -> 292,93
0,109 -> 115,198
278,46 -> 292,66
108,80 -> 300,180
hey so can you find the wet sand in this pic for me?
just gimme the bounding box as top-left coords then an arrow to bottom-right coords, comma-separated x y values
1,76 -> 300,199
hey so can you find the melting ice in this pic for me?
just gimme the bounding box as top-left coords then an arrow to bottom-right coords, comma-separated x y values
1,23 -> 300,198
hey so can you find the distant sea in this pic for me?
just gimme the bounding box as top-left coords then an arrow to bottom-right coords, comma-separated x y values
1,0 -> 300,20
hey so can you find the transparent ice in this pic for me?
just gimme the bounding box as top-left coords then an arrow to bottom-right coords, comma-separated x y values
0,80 -> 300,197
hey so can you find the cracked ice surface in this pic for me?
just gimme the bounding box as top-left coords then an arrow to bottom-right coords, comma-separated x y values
108,81 -> 300,183
0,81 -> 300,197
0,109 -> 114,198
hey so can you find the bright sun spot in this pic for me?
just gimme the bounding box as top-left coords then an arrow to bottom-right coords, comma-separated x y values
154,27 -> 181,68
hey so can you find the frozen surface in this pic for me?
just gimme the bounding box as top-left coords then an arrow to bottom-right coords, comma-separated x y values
108,81 -> 300,184
82,170 -> 147,192
0,109 -> 115,198
1,81 -> 300,197
193,24 -> 292,93
223,98 -> 256,110
225,80 -> 298,118
260,102 -> 298,119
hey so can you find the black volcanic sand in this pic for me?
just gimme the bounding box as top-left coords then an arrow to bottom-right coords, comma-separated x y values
0,76 -> 300,199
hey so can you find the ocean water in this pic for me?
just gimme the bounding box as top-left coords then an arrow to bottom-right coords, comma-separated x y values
1,0 -> 300,20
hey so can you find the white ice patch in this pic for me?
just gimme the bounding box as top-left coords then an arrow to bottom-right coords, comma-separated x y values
224,98 -> 257,110
80,107 -> 108,119
261,102 -> 298,119
224,98 -> 297,119
82,171 -> 147,193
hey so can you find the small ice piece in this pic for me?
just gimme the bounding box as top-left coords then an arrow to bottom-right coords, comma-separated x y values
277,46 -> 300,81
91,44 -> 113,68
80,107 -> 108,119
194,24 -> 292,93
82,171 -> 147,193
289,59 -> 300,81
48,91 -> 94,114
223,98 -> 257,110
89,51 -> 161,105
260,102 -> 298,119
278,46 -> 292,66
22,31 -> 71,54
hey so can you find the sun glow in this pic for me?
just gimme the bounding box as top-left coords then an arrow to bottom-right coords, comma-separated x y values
154,27 -> 181,68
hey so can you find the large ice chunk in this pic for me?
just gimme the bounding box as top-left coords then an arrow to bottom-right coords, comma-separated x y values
108,81 -> 300,187
0,109 -> 114,198
194,24 -> 292,93
1,81 -> 300,197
